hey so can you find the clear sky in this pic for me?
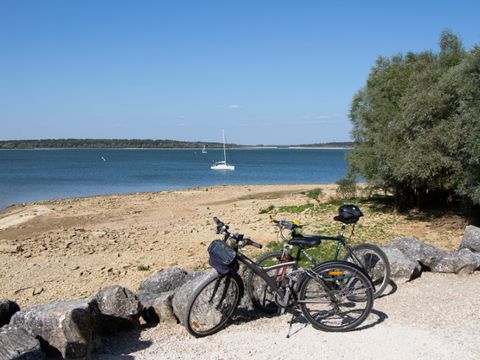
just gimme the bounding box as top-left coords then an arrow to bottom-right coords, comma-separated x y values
1,0 -> 479,145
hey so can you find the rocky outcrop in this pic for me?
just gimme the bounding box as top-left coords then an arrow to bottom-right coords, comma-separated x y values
0,325 -> 45,360
10,299 -> 99,360
137,290 -> 176,325
0,300 -> 20,327
381,247 -> 422,282
430,248 -> 480,274
459,225 -> 480,253
388,237 -> 446,268
95,285 -> 142,334
138,268 -> 189,294
172,270 -> 215,324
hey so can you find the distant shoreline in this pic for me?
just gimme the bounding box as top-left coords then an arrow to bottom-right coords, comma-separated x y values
0,146 -> 352,151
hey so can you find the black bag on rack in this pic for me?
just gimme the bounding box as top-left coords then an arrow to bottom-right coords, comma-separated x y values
208,240 -> 238,275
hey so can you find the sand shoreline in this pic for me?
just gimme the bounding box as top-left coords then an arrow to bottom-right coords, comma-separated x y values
0,183 -> 466,308
0,184 -> 338,307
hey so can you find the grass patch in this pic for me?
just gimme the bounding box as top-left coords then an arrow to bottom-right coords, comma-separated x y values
277,203 -> 314,214
259,205 -> 275,214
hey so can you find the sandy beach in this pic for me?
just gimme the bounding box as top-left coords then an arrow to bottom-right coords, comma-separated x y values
0,184 -> 467,308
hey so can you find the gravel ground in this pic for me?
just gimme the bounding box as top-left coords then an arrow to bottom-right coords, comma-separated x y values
94,272 -> 480,360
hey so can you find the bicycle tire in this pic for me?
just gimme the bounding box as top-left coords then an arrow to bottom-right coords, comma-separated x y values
343,243 -> 391,298
246,251 -> 296,314
184,271 -> 243,337
298,260 -> 373,332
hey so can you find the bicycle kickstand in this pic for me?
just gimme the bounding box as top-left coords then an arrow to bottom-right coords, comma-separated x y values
286,311 -> 295,338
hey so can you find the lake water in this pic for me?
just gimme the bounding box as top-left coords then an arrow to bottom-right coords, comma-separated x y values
0,148 -> 349,210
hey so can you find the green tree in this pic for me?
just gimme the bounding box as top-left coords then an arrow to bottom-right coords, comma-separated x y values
348,31 -> 479,210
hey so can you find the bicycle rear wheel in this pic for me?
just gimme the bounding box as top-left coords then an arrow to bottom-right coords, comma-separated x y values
343,243 -> 391,298
298,260 -> 373,332
247,251 -> 296,314
185,271 -> 243,337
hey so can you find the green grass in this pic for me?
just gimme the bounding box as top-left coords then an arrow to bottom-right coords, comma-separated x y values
259,205 -> 275,214
277,203 -> 315,213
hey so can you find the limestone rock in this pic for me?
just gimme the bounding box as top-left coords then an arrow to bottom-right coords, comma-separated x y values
0,325 -> 44,360
172,270 -> 215,324
459,225 -> 480,253
95,285 -> 142,334
0,300 -> 20,327
10,298 -> 99,360
137,290 -> 176,325
139,268 -> 189,294
381,247 -> 422,283
430,248 -> 480,274
388,237 -> 446,268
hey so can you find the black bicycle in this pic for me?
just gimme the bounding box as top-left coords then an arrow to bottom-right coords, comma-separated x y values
184,217 -> 374,337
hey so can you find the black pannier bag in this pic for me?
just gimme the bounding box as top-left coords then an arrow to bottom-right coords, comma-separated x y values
208,240 -> 239,275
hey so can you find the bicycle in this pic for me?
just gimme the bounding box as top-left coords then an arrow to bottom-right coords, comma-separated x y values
184,217 -> 374,337
249,204 -> 390,314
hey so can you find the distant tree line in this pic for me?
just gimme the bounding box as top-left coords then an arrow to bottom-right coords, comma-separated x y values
0,139 -> 228,149
348,30 -> 480,210
0,139 -> 354,149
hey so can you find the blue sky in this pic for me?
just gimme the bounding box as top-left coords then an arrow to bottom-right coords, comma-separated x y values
1,1 -> 479,145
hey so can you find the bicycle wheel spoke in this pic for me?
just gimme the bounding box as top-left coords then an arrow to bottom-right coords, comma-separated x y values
299,262 -> 373,331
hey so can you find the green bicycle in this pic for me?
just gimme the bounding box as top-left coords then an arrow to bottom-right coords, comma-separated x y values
248,204 -> 390,314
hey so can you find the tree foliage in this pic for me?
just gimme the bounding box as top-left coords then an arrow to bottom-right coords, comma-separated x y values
348,30 -> 480,209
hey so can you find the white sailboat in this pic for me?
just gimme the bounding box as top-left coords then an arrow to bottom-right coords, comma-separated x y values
202,145 -> 208,154
211,130 -> 235,171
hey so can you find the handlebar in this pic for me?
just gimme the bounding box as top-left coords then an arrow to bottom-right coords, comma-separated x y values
212,217 -> 263,249
270,215 -> 302,230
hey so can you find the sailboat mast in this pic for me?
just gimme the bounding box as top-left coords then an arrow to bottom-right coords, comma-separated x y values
222,129 -> 227,163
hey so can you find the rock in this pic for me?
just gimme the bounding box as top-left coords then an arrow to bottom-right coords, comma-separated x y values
459,225 -> 480,253
381,247 -> 422,283
95,285 -> 142,334
0,300 -> 20,327
10,298 -> 99,360
430,248 -> 480,274
0,325 -> 45,360
137,290 -> 176,325
172,270 -> 214,324
139,268 -> 189,294
388,237 -> 446,268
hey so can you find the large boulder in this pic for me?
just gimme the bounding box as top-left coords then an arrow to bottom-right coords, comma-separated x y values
0,325 -> 45,360
172,270 -> 215,324
381,247 -> 422,283
459,225 -> 480,253
0,300 -> 20,327
95,285 -> 142,334
430,248 -> 480,274
137,290 -> 176,325
388,237 -> 446,268
10,299 -> 99,360
138,268 -> 189,294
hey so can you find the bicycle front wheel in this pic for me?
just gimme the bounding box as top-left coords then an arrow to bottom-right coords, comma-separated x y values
298,260 -> 373,332
343,243 -> 391,298
247,251 -> 296,314
184,272 -> 243,337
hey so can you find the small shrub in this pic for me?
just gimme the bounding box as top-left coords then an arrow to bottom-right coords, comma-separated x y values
137,264 -> 150,271
305,188 -> 323,203
336,175 -> 357,199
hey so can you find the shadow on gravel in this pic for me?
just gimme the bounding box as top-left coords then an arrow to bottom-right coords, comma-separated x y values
93,329 -> 153,359
376,279 -> 398,299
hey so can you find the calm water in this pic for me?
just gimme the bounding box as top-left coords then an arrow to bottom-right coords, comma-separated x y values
0,148 -> 349,210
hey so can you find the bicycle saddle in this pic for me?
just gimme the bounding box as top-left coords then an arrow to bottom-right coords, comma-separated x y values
288,235 -> 322,248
